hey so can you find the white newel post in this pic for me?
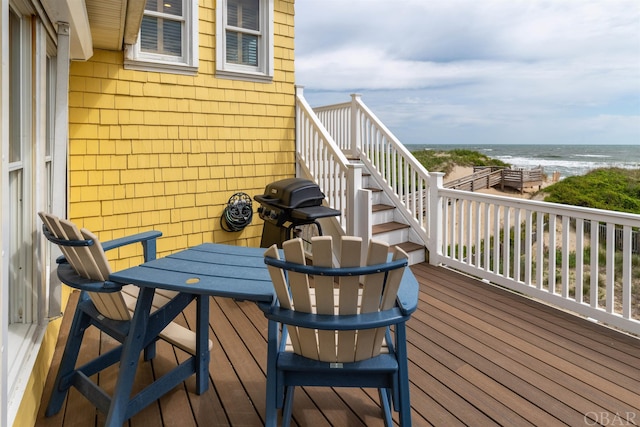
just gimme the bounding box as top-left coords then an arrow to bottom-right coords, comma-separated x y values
355,188 -> 372,265
349,94 -> 361,160
428,173 -> 445,265
346,162 -> 364,237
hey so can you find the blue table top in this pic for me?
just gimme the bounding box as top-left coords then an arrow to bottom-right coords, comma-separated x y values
109,243 -> 275,303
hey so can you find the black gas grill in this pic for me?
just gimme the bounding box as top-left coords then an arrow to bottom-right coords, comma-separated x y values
254,178 -> 341,248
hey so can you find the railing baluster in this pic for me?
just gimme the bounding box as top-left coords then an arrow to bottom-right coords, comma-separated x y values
513,208 -> 522,282
590,220 -> 600,310
535,212 -> 544,290
575,218 -> 584,304
548,214 -> 557,293
503,206 -> 511,279
561,216 -> 570,299
622,225 -> 632,319
493,205 -> 501,275
606,223 -> 615,314
465,200 -> 472,265
524,210 -> 533,285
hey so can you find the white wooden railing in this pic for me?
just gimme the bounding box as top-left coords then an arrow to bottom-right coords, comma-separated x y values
432,178 -> 640,334
295,87 -> 370,240
315,94 -> 431,245
299,89 -> 640,336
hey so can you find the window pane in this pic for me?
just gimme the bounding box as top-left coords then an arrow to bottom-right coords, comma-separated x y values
226,32 -> 238,63
228,0 -> 259,31
162,19 -> 182,56
226,31 -> 258,66
141,12 -> 183,57
161,0 -> 182,16
242,34 -> 258,66
46,56 -> 55,158
141,16 -> 159,52
9,10 -> 21,163
146,0 -> 182,16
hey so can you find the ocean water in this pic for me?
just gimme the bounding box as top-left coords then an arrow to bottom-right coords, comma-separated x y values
405,144 -> 640,179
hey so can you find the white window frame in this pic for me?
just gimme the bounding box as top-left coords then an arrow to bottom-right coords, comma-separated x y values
216,0 -> 274,82
3,3 -> 61,423
124,0 -> 199,75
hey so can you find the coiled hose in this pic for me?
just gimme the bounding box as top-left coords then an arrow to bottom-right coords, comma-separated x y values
220,192 -> 253,232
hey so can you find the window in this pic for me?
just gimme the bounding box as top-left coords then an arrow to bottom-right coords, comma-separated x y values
125,0 -> 198,75
5,5 -> 60,420
8,7 -> 32,328
216,0 -> 274,82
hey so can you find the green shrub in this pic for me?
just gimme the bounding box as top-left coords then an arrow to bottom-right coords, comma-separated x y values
543,168 -> 640,214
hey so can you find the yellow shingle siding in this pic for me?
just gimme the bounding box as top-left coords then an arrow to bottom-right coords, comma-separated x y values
68,0 -> 295,270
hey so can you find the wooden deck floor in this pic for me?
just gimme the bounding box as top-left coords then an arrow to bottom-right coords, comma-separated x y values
35,263 -> 640,427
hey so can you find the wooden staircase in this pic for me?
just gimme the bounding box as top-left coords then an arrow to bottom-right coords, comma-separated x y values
364,173 -> 426,265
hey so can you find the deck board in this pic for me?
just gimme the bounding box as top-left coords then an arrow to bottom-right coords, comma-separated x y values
35,262 -> 640,426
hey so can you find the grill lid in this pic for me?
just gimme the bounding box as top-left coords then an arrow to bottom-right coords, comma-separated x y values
254,178 -> 326,209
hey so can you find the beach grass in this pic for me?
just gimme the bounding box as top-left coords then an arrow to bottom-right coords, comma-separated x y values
542,167 -> 640,214
410,148 -> 509,176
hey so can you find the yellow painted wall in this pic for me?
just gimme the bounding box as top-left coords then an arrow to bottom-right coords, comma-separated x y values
67,0 -> 296,270
12,319 -> 62,427
13,287 -> 71,427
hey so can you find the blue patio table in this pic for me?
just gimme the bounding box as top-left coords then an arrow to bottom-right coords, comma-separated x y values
106,243 -> 275,426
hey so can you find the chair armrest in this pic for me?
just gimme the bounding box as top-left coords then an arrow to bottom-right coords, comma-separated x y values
396,269 -> 419,316
53,230 -> 162,264
57,263 -> 123,292
102,230 -> 162,262
262,306 -> 410,331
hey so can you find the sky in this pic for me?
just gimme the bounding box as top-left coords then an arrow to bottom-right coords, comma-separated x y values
294,0 -> 640,146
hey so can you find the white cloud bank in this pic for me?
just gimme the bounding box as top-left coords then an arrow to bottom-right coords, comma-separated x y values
295,0 -> 640,145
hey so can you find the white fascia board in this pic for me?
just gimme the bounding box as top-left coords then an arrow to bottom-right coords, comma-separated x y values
43,0 -> 93,60
61,0 -> 93,60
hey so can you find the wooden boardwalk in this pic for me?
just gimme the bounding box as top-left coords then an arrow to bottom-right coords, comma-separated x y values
35,263 -> 640,426
445,167 -> 544,193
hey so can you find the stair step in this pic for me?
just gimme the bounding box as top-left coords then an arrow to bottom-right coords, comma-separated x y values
372,204 -> 394,213
365,187 -> 382,193
372,221 -> 410,235
393,241 -> 424,254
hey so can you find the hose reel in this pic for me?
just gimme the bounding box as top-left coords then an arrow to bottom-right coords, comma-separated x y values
220,192 -> 253,232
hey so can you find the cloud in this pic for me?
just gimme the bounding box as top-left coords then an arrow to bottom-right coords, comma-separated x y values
295,0 -> 640,145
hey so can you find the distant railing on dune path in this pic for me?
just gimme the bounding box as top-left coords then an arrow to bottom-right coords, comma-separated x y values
445,166 -> 544,193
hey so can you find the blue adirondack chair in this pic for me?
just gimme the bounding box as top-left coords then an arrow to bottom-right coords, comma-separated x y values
260,236 -> 418,426
39,212 -> 212,424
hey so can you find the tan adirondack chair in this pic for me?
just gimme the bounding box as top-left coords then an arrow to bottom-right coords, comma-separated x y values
39,212 -> 212,420
260,236 -> 418,426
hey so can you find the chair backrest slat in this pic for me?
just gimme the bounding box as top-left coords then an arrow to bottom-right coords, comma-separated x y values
311,236 -> 337,362
57,221 -> 110,281
264,244 -> 303,355
285,239 -> 318,359
39,212 -> 129,321
39,212 -> 90,278
335,237 -> 362,362
370,247 -> 408,356
270,236 -> 408,364
354,239 -> 389,361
